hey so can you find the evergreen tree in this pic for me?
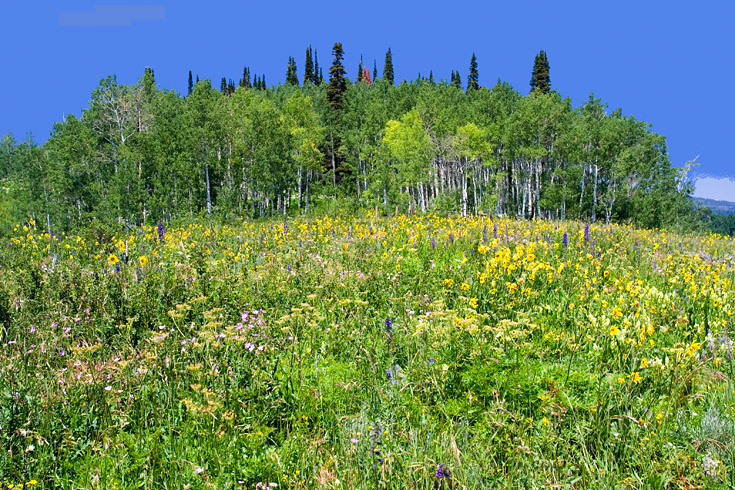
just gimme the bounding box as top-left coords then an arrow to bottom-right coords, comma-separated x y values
220,77 -> 227,93
530,50 -> 551,94
240,66 -> 251,88
286,56 -> 299,86
319,68 -> 324,84
467,53 -> 479,91
143,67 -> 156,103
227,79 -> 236,95
304,46 -> 314,86
429,71 -> 434,84
362,67 -> 372,86
313,50 -> 320,84
326,42 -> 347,110
451,70 -> 462,89
357,56 -> 363,82
383,48 -> 394,86
262,75 -> 267,89
196,74 -> 200,84
373,60 -> 378,81
188,70 -> 193,96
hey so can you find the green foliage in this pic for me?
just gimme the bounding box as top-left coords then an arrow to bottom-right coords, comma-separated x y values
304,46 -> 314,86
383,48 -> 394,86
0,49 -> 715,236
530,50 -> 551,94
467,53 -> 479,92
327,43 -> 347,111
286,56 -> 299,86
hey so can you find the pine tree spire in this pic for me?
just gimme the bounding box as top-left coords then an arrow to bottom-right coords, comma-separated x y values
362,67 -> 372,86
188,70 -> 193,95
373,60 -> 378,81
286,56 -> 299,86
383,48 -> 394,86
304,46 -> 314,86
220,77 -> 227,93
326,42 -> 347,110
530,50 -> 551,94
467,53 -> 479,92
451,70 -> 462,89
313,50 -> 320,84
240,66 -> 251,88
357,55 -> 363,82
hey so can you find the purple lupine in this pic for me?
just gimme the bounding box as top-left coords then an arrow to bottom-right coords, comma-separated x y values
157,221 -> 165,242
435,463 -> 450,478
562,232 -> 568,247
584,223 -> 590,242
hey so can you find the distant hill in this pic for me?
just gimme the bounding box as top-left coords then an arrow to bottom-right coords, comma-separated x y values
692,197 -> 735,214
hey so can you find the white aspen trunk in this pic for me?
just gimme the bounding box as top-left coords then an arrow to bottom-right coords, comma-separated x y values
205,164 -> 212,215
297,167 -> 303,209
579,164 -> 587,216
592,164 -> 598,223
461,164 -> 468,217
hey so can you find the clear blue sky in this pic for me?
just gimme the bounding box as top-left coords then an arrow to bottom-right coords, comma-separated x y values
2,1 -> 733,197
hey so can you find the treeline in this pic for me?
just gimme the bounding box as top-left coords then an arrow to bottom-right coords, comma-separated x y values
0,44 -> 709,234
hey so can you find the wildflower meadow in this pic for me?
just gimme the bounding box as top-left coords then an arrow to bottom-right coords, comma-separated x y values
1,214 -> 733,489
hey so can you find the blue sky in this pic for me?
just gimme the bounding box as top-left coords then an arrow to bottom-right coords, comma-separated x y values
2,1 -> 733,199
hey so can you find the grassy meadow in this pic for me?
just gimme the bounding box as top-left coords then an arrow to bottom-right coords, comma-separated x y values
1,214 -> 734,489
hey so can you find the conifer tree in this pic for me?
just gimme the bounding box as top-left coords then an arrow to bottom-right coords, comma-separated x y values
304,46 -> 314,86
357,56 -> 363,82
220,77 -> 227,93
451,70 -> 462,89
362,67 -> 372,86
196,75 -> 200,84
319,68 -> 324,84
143,67 -> 156,102
261,75 -> 267,90
429,70 -> 434,84
327,42 -> 347,110
313,50 -> 320,84
188,70 -> 193,95
227,79 -> 236,95
240,66 -> 251,88
383,48 -> 394,86
373,60 -> 378,81
467,53 -> 479,91
529,50 -> 551,94
286,57 -> 299,86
